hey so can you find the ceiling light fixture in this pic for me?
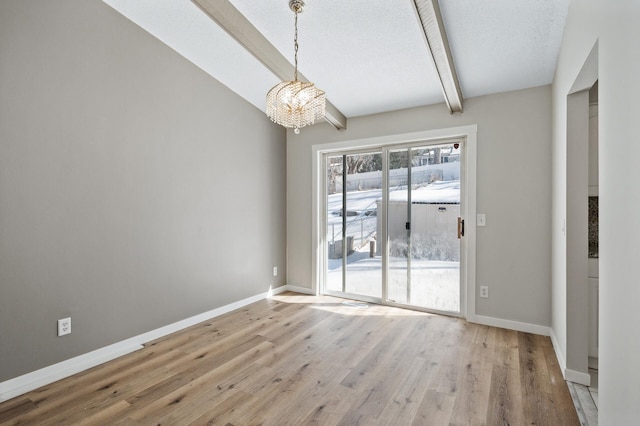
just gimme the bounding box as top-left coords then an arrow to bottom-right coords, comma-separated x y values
266,0 -> 325,134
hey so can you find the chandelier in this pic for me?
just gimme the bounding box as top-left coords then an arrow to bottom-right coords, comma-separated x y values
266,0 -> 325,134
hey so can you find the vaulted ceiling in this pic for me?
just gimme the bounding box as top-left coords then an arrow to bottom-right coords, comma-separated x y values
103,0 -> 569,129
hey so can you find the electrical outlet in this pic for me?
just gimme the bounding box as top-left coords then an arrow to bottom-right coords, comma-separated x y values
479,286 -> 489,299
58,317 -> 71,336
273,267 -> 278,277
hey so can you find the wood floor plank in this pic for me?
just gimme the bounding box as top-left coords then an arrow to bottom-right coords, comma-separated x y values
339,318 -> 438,422
238,364 -> 331,426
268,365 -> 354,426
124,340 -> 276,422
320,308 -> 394,372
186,388 -> 254,425
7,349 -> 184,425
375,356 -> 431,424
74,400 -> 132,426
338,320 -> 411,390
485,328 -> 525,426
0,398 -> 38,423
519,332 -> 552,425
541,334 -> 582,426
448,325 -> 496,426
427,320 -> 470,395
412,390 -> 456,426
486,364 -> 522,426
0,292 -> 580,425
299,386 -> 354,425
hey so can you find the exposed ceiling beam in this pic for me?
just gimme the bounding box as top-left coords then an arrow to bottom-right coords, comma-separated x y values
192,0 -> 347,130
412,0 -> 463,113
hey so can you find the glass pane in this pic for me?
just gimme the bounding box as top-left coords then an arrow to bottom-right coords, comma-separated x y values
387,149 -> 410,304
409,144 -> 461,312
344,153 -> 382,298
326,155 -> 343,292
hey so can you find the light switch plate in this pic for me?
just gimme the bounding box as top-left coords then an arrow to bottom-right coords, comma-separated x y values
477,214 -> 486,226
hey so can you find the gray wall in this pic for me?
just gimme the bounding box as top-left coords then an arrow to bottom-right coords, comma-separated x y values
287,86 -> 552,327
552,0 -> 640,421
0,0 -> 286,382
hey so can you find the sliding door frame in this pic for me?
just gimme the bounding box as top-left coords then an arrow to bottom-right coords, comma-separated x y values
311,126 -> 478,319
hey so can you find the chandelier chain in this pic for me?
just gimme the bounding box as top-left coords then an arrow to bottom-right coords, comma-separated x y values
294,10 -> 299,81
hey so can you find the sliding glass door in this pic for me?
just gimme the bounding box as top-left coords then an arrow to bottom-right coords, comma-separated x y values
324,140 -> 462,315
386,143 -> 461,313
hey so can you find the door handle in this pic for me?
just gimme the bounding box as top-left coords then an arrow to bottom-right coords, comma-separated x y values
405,222 -> 411,231
457,217 -> 465,239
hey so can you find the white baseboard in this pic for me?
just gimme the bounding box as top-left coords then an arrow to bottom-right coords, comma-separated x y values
549,328 -> 591,386
550,328 -> 567,375
281,284 -> 315,295
565,369 -> 591,386
469,314 -> 551,336
269,285 -> 289,295
0,287 -> 280,403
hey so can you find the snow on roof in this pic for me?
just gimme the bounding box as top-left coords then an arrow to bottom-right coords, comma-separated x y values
389,180 -> 460,204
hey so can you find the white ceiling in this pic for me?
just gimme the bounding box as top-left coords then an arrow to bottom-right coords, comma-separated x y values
103,0 -> 569,120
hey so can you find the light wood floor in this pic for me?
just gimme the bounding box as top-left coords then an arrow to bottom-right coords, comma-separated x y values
0,292 -> 579,425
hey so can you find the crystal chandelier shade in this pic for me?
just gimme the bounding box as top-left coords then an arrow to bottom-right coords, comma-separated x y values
266,81 -> 325,130
265,0 -> 325,134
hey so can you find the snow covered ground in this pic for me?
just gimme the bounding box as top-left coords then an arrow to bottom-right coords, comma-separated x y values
327,244 -> 460,313
326,179 -> 461,313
